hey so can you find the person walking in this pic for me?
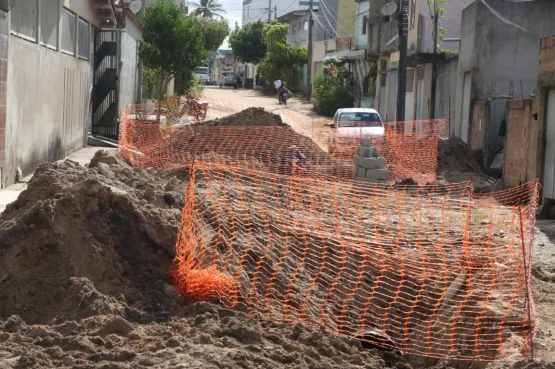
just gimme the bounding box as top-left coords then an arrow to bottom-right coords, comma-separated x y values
255,73 -> 260,86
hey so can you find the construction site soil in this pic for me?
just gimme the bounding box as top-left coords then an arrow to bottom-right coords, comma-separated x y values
0,110 -> 552,369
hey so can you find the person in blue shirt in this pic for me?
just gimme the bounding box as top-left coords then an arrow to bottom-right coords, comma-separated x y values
279,145 -> 307,175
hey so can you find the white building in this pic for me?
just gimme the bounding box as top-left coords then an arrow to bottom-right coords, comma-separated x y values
0,0 -> 147,187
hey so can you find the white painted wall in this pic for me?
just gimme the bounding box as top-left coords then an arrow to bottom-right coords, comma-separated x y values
4,0 -> 99,185
6,37 -> 91,183
119,15 -> 143,111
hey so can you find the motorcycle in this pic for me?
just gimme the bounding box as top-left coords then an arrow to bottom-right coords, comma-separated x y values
280,90 -> 288,105
278,85 -> 290,105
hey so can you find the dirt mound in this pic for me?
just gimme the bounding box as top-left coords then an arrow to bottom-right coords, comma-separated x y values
438,137 -> 483,174
196,107 -> 288,127
0,150 -> 403,369
0,152 -> 187,325
437,137 -> 498,191
0,302 -> 397,369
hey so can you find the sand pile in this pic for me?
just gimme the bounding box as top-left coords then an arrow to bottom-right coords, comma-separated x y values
437,137 -> 498,191
196,107 -> 288,127
0,150 -> 403,369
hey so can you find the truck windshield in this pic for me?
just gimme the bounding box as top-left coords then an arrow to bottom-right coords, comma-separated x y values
338,112 -> 382,128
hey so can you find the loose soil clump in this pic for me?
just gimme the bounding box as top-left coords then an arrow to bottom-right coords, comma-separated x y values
196,107 -> 288,127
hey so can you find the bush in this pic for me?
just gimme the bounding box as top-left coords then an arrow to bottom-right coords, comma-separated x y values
314,85 -> 353,117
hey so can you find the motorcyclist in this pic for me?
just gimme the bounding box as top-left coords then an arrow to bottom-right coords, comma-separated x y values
275,80 -> 291,104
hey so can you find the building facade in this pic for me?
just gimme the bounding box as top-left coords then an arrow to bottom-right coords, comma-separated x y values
0,0 -> 145,188
367,0 -> 472,122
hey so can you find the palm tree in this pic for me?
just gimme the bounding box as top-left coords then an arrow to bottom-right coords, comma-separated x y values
190,0 -> 225,18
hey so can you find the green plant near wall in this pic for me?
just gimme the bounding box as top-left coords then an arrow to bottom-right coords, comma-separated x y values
313,57 -> 353,116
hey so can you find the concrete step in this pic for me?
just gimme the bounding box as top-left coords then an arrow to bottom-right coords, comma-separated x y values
88,135 -> 118,148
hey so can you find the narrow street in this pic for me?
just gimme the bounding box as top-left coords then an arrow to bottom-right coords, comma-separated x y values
201,86 -> 332,147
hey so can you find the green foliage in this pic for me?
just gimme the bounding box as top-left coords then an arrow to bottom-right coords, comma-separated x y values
263,20 -> 288,46
190,0 -> 225,18
139,0 -> 206,99
229,20 -> 267,64
196,17 -> 230,53
257,21 -> 308,89
313,57 -> 353,116
425,0 -> 448,49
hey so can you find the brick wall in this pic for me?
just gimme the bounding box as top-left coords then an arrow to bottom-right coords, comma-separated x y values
503,99 -> 540,187
0,14 -> 7,186
539,35 -> 555,76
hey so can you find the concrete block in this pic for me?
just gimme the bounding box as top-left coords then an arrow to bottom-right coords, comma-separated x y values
362,138 -> 372,148
357,147 -> 372,158
356,166 -> 366,177
365,168 -> 388,180
375,157 -> 386,169
373,147 -> 381,157
354,156 -> 377,169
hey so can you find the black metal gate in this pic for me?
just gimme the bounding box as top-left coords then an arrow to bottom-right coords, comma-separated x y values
92,30 -> 119,140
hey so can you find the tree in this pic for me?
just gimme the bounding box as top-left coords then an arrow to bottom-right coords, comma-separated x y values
196,17 -> 230,53
257,21 -> 308,89
229,20 -> 267,64
139,0 -> 207,100
190,0 -> 225,18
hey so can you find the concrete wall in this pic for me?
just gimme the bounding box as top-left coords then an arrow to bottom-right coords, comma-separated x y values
0,14 -> 8,188
286,14 -> 310,47
119,14 -> 143,111
417,0 -> 473,54
457,0 -> 555,148
355,1 -> 368,51
5,0 -> 99,185
434,56 -> 459,126
336,0 -> 356,39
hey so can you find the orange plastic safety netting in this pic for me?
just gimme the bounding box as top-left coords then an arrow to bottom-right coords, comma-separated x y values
327,120 -> 447,183
119,104 -> 445,184
171,162 -> 538,361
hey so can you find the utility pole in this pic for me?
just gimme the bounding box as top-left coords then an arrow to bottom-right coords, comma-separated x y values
430,3 -> 439,119
307,0 -> 314,100
275,5 -> 277,20
396,0 -> 409,123
268,0 -> 272,23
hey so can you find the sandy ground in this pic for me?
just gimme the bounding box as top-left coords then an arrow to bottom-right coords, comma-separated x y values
200,88 -> 555,365
201,87 -> 332,148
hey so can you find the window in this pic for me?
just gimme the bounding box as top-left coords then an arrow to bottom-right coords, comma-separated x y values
40,0 -> 58,48
78,19 -> 89,59
292,24 -> 297,33
303,21 -> 308,31
411,0 -> 416,29
362,16 -> 368,35
10,0 -> 38,41
338,112 -> 383,128
62,9 -> 76,55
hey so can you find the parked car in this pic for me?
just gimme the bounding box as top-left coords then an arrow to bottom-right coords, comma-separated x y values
195,67 -> 210,84
220,72 -> 238,89
328,108 -> 385,155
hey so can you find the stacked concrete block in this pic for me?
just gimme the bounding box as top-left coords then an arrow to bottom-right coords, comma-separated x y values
353,139 -> 388,183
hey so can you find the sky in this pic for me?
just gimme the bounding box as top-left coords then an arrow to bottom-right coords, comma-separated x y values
214,0 -> 245,49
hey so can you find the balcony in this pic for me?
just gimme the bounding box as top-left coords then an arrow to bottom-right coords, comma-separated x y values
325,37 -> 353,54
367,20 -> 399,56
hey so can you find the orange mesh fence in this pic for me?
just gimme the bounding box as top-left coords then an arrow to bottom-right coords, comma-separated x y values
171,162 -> 538,361
328,120 -> 447,183
120,102 -> 445,184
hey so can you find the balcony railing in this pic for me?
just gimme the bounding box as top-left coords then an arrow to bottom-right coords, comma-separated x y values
325,37 -> 353,54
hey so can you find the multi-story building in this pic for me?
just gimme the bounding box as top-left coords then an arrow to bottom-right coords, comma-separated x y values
366,0 -> 472,122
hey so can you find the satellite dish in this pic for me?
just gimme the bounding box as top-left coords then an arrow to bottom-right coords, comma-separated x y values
381,1 -> 398,16
129,0 -> 143,14
0,0 -> 15,13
